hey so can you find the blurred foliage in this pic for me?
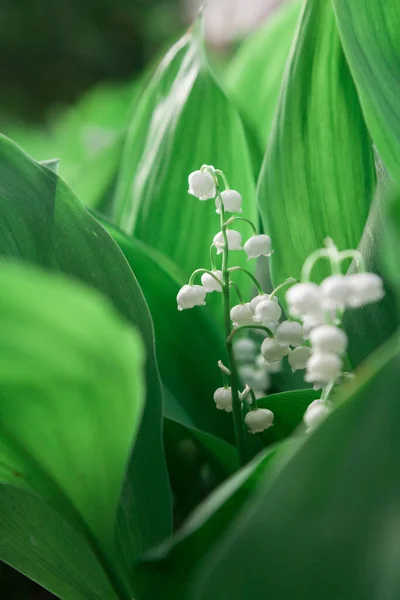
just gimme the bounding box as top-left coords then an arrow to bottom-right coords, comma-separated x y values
0,0 -> 181,123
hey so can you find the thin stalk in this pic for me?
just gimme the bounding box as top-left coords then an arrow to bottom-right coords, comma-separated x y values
224,216 -> 258,234
230,281 -> 244,304
269,277 -> 297,300
218,190 -> 247,466
228,266 -> 263,294
227,324 -> 274,344
189,268 -> 223,287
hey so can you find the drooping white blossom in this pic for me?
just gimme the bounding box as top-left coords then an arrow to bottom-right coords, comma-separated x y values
305,352 -> 342,388
309,324 -> 348,355
320,274 -> 350,310
215,189 -> 243,214
346,272 -> 384,307
201,270 -> 223,293
245,408 -> 274,433
213,387 -> 233,412
253,299 -> 282,324
213,229 -> 242,254
230,303 -> 255,327
244,234 -> 272,259
261,337 -> 290,363
286,282 -> 322,318
233,337 -> 257,363
303,400 -> 331,432
249,293 -> 278,312
188,170 -> 216,200
288,346 -> 311,372
276,321 -> 303,347
177,284 -> 206,311
302,312 -> 325,339
238,365 -> 270,391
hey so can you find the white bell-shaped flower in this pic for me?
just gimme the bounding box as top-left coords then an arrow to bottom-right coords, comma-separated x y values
309,325 -> 348,354
188,170 -> 216,200
245,408 -> 274,433
233,338 -> 257,362
305,352 -> 342,388
249,293 -> 278,312
346,272 -> 384,307
302,312 -> 325,339
276,321 -> 303,347
288,346 -> 311,372
215,190 -> 243,214
213,387 -> 233,412
254,299 -> 282,324
286,282 -> 322,318
177,284 -> 206,311
320,274 -> 350,310
261,337 -> 290,363
230,303 -> 255,327
213,229 -> 242,254
201,270 -> 223,293
303,400 -> 331,432
239,365 -> 270,391
244,234 -> 272,259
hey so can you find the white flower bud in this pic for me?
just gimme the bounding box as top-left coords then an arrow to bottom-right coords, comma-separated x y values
276,321 -> 303,347
303,400 -> 331,432
233,338 -> 257,362
230,303 -> 255,327
309,325 -> 348,354
244,234 -> 272,259
305,352 -> 342,387
261,337 -> 290,363
302,313 -> 325,339
320,274 -> 350,310
249,293 -> 278,312
201,270 -> 223,293
254,300 -> 282,324
346,272 -> 384,307
288,346 -> 311,372
245,408 -> 274,433
188,170 -> 216,200
215,190 -> 243,214
286,282 -> 322,318
177,284 -> 206,311
213,229 -> 242,254
239,365 -> 270,391
213,387 -> 232,412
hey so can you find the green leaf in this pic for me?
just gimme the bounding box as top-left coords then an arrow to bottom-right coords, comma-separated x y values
256,389 -> 320,443
344,151 -> 398,365
258,0 -> 376,286
195,335 -> 400,600
0,135 -> 172,575
131,439 -> 299,600
110,21 -> 257,292
0,264 -> 144,599
224,0 -> 301,149
0,487 -> 117,600
332,0 -> 400,186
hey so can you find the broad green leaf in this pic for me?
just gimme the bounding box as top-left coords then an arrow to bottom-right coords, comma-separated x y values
0,487 -> 117,600
195,336 -> 400,600
131,439 -> 299,600
256,389 -> 319,443
332,0 -> 400,186
258,0 -> 376,286
224,0 -> 301,149
110,21 -> 257,292
344,151 -> 398,366
0,135 -> 172,575
0,264 -> 144,599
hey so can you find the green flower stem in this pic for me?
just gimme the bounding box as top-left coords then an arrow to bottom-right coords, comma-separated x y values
247,387 -> 258,409
227,324 -> 274,344
339,250 -> 366,272
218,190 -> 247,466
224,216 -> 258,234
301,238 -> 343,281
189,268 -> 223,287
228,266 -> 263,294
215,169 -> 230,190
209,244 -> 218,271
230,280 -> 244,304
269,277 -> 297,300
